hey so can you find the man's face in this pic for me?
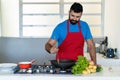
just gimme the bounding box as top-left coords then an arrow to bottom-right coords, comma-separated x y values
69,10 -> 82,25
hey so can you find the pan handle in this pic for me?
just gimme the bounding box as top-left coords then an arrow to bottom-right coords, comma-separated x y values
30,59 -> 36,63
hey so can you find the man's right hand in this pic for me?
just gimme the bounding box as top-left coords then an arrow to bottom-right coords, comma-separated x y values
50,46 -> 59,54
45,39 -> 58,53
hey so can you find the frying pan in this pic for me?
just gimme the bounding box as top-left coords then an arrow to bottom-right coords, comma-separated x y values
50,60 -> 76,70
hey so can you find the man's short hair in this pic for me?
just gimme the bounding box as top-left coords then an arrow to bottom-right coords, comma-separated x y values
70,2 -> 83,13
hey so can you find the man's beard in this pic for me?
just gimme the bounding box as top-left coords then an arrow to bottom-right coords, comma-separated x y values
69,19 -> 78,25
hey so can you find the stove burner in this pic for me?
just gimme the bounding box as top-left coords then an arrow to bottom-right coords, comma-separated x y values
60,70 -> 66,73
14,65 -> 72,74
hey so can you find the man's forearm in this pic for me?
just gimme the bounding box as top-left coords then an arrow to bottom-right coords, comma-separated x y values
45,43 -> 52,53
89,43 -> 96,65
89,48 -> 96,65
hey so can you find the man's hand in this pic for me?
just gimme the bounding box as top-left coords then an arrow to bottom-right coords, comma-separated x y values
50,46 -> 59,54
45,39 -> 57,53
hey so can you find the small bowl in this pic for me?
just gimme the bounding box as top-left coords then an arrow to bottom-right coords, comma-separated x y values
19,62 -> 32,69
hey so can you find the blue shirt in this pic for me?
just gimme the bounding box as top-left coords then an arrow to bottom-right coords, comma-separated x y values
50,20 -> 93,46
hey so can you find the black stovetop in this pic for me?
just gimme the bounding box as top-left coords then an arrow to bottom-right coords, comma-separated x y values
14,65 -> 72,74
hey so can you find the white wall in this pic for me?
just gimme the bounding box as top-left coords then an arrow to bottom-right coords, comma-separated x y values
104,0 -> 120,55
0,0 -> 1,36
1,0 -> 19,37
1,0 -> 120,56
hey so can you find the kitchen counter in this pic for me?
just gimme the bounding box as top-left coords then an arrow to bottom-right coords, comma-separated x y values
0,66 -> 120,80
85,53 -> 120,66
0,53 -> 120,80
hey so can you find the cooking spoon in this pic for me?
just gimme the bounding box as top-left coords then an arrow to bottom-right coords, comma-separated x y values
53,36 -> 59,64
57,57 -> 59,64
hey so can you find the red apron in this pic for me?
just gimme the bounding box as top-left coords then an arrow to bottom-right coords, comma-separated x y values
56,20 -> 85,61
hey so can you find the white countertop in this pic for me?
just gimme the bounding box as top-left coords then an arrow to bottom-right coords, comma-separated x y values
85,53 -> 120,66
0,66 -> 120,80
0,53 -> 120,80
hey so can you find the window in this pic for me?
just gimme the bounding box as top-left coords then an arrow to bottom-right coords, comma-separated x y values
0,1 -> 2,36
20,0 -> 104,38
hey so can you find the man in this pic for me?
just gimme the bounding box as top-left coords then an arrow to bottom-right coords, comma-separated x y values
45,2 -> 97,65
